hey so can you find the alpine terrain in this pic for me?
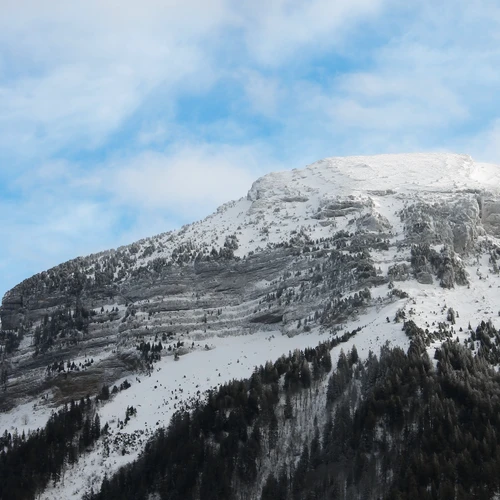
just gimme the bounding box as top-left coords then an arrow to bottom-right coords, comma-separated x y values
2,153 -> 500,499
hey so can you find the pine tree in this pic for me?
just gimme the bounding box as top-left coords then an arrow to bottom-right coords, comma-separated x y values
300,360 -> 312,388
268,410 -> 278,454
92,414 -> 101,440
284,393 -> 293,420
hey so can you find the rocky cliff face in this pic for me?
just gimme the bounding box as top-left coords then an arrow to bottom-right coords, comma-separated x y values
2,153 -> 500,410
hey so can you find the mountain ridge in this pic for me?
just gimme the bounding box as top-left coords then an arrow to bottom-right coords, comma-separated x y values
4,152 -> 500,307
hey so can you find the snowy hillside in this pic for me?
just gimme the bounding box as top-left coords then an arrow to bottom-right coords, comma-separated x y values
2,152 -> 500,499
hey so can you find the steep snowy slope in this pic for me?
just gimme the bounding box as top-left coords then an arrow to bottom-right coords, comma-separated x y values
2,152 -> 500,498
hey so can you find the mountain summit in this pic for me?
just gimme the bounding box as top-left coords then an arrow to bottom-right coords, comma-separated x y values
249,153 -> 499,199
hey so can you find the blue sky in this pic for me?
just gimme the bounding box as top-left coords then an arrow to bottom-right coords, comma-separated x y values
1,0 -> 500,299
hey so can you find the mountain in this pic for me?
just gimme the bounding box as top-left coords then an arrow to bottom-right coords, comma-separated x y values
2,152 -> 500,499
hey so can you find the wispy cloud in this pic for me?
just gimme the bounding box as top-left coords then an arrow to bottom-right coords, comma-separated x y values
0,0 -> 231,159
100,143 -> 272,216
239,0 -> 389,65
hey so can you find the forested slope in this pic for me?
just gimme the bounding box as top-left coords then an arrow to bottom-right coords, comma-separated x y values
84,320 -> 500,500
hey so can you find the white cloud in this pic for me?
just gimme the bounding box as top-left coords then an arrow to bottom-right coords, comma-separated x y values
269,1 -> 500,156
0,0 -> 393,158
242,72 -> 281,118
0,0 -> 232,157
101,143 -> 275,217
136,123 -> 169,147
2,0 -> 497,164
239,0 -> 389,65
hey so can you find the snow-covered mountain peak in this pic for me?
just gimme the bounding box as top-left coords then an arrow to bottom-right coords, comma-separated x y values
247,153 -> 499,204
